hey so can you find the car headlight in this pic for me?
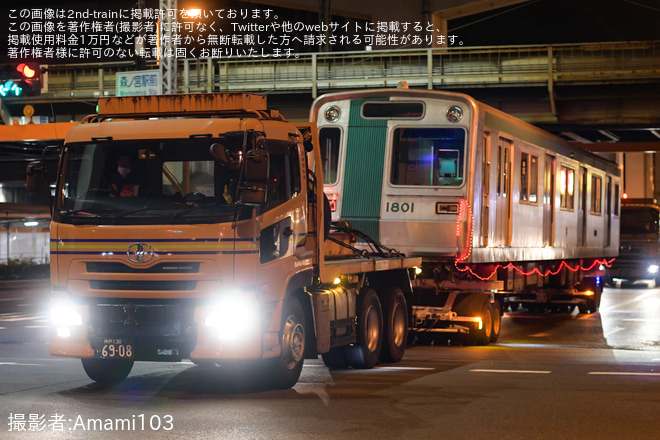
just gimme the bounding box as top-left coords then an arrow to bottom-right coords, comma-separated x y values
648,264 -> 659,274
204,291 -> 261,340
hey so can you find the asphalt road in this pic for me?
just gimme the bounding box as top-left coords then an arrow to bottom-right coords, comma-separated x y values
1,281 -> 659,439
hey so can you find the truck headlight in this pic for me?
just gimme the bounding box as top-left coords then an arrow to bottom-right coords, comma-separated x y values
204,291 -> 261,340
50,300 -> 83,338
648,264 -> 659,274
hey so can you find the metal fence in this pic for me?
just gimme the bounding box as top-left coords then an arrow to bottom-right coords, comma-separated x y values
44,40 -> 660,99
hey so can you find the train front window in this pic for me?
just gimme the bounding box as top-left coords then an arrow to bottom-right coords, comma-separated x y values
319,127 -> 341,185
390,128 -> 466,187
620,207 -> 659,234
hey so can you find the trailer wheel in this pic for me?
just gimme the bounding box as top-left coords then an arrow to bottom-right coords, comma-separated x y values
321,347 -> 350,369
379,287 -> 408,363
267,296 -> 306,389
454,293 -> 492,346
578,278 -> 603,314
490,300 -> 502,343
346,288 -> 383,369
81,358 -> 133,385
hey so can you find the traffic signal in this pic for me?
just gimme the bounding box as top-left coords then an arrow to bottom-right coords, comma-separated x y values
0,63 -> 41,97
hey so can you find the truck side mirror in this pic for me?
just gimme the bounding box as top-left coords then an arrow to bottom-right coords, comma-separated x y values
239,150 -> 270,205
209,143 -> 232,164
26,160 -> 44,192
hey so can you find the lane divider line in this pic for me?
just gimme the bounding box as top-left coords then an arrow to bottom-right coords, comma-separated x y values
588,372 -> 660,376
470,369 -> 551,374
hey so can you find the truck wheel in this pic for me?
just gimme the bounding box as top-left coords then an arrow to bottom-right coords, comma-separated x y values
578,278 -> 603,314
267,296 -> 306,389
588,289 -> 602,313
346,288 -> 383,369
81,358 -> 133,385
379,287 -> 408,363
490,300 -> 502,343
454,293 -> 492,346
321,347 -> 349,369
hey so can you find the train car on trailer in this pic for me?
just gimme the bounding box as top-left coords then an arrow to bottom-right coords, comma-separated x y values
311,85 -> 621,344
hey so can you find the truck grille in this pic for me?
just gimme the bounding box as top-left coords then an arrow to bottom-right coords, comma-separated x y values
89,280 -> 197,291
86,262 -> 200,274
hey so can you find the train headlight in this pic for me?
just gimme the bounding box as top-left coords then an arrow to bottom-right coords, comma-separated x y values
204,291 -> 261,341
446,105 -> 463,122
648,264 -> 659,274
325,105 -> 341,122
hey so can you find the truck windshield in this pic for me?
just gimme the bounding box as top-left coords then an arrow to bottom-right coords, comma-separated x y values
53,137 -> 298,225
620,207 -> 660,234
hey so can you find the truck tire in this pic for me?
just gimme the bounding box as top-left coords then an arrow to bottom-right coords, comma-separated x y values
81,358 -> 133,385
453,292 -> 492,346
490,300 -> 502,343
379,287 -> 408,363
577,278 -> 603,314
321,347 -> 350,369
346,288 -> 383,369
267,296 -> 306,389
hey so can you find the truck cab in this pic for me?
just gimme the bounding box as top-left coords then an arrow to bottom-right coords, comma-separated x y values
609,198 -> 660,286
31,93 -> 419,388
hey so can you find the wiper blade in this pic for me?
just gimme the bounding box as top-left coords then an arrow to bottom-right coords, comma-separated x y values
168,202 -> 224,222
59,210 -> 101,218
111,207 -> 158,224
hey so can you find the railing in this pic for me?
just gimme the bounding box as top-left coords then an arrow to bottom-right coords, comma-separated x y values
41,40 -> 660,99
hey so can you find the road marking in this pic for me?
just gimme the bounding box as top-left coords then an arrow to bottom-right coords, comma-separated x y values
24,325 -> 48,329
373,366 -> 436,371
605,326 -> 626,335
622,318 -> 660,323
588,372 -> 660,376
0,362 -> 42,366
470,369 -> 551,374
599,290 -> 658,313
0,313 -> 47,322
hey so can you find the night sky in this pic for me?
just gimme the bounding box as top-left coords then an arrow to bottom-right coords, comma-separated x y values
449,0 -> 659,45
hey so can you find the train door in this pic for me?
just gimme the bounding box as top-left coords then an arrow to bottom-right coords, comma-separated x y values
606,176 -> 613,247
495,138 -> 512,246
481,132 -> 491,246
543,154 -> 556,246
578,167 -> 588,246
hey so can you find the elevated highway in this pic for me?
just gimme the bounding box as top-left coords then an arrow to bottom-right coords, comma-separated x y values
2,40 -> 659,149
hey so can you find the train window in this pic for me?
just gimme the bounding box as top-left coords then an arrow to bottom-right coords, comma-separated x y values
614,183 -> 620,216
520,153 -> 538,203
319,127 -> 341,185
361,102 -> 424,119
390,127 -> 466,186
560,165 -> 575,210
591,175 -> 602,214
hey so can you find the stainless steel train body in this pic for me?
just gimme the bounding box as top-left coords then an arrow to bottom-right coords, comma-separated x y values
311,87 -> 620,321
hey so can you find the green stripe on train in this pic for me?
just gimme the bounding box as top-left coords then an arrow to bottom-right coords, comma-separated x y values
341,98 -> 388,242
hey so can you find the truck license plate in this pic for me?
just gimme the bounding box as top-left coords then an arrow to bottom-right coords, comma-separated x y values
96,338 -> 133,359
